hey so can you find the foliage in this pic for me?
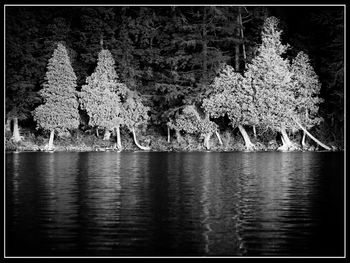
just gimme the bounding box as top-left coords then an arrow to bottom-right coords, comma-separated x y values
168,105 -> 217,136
5,7 -> 344,150
285,7 -> 344,144
244,16 -> 296,132
33,43 -> 80,133
204,16 -> 324,145
290,51 -> 323,129
122,90 -> 150,131
6,7 -> 42,121
203,64 -> 258,128
112,7 -> 143,90
79,49 -> 126,130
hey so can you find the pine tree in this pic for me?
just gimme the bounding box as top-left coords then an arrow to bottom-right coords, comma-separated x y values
112,7 -> 142,91
122,90 -> 151,150
168,105 -> 219,149
244,16 -> 297,150
33,43 -> 80,150
79,48 -> 126,147
245,16 -> 329,150
292,8 -> 343,147
290,51 -> 323,147
6,7 -> 43,142
203,64 -> 258,150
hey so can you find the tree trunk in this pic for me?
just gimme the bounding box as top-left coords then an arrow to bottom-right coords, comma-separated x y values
281,136 -> 286,146
215,131 -> 223,145
204,133 -> 212,149
12,117 -> 22,143
176,129 -> 182,143
6,119 -> 11,133
202,7 -> 208,85
96,128 -> 99,138
115,126 -> 122,149
48,130 -> 55,151
301,130 -> 306,148
103,129 -> 111,140
292,117 -> 331,150
235,7 -> 241,72
235,44 -> 240,72
167,125 -> 171,143
239,6 -> 246,70
253,125 -> 257,138
132,127 -> 151,151
238,125 -> 255,151
278,125 -> 294,151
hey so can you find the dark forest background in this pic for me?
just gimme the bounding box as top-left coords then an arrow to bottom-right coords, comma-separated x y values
5,5 -> 344,149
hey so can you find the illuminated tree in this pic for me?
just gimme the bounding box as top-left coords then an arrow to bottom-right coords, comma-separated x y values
290,51 -> 324,148
33,43 -> 80,150
79,48 -> 127,148
203,65 -> 258,150
122,90 -> 151,150
168,105 -> 220,149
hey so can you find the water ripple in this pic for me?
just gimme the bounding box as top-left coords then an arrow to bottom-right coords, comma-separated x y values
6,152 -> 344,256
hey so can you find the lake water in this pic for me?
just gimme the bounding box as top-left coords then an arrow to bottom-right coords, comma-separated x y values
5,152 -> 344,257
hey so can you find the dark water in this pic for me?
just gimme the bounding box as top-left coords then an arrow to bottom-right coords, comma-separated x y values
6,152 -> 344,257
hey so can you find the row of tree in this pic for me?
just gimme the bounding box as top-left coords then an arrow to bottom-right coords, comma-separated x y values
6,6 -> 343,150
170,17 -> 329,151
33,43 -> 151,150
28,16 -> 328,151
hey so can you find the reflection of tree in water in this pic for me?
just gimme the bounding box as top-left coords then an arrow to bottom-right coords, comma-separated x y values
117,152 -> 153,255
77,153 -> 121,255
9,152 -> 20,218
164,153 -> 204,255
200,153 -> 212,254
43,153 -> 80,253
144,153 -> 213,255
146,153 -> 173,255
198,153 -> 242,256
8,153 -> 61,255
8,153 -> 81,255
236,153 -> 318,256
7,153 -> 23,254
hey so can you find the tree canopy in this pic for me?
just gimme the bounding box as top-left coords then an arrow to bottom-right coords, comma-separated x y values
33,43 -> 80,133
79,48 -> 126,131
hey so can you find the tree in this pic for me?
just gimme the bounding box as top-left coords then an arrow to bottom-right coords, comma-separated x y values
203,64 -> 258,150
245,16 -> 329,150
309,9 -> 344,146
243,16 -> 297,150
290,51 -> 323,148
168,105 -> 220,149
283,7 -> 344,147
242,7 -> 270,64
109,6 -> 151,95
79,48 -> 126,147
6,7 -> 44,142
33,43 -> 80,150
122,90 -> 151,150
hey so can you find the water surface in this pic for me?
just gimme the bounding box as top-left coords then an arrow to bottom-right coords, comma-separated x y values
6,152 -> 344,256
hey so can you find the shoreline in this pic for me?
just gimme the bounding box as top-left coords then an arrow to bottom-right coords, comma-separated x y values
5,130 -> 342,153
6,148 -> 342,153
